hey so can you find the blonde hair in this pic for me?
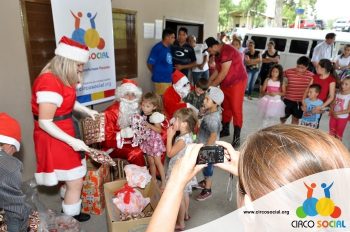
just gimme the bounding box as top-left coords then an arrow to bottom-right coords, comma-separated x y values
142,92 -> 164,113
173,108 -> 198,133
40,55 -> 81,86
238,124 -> 350,203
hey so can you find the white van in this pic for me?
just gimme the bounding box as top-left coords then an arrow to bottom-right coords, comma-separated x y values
242,28 -> 350,70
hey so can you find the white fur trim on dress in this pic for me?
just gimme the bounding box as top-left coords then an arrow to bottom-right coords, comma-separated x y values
0,135 -> 20,151
55,43 -> 89,63
35,159 -> 87,186
115,83 -> 142,101
36,91 -> 63,107
62,199 -> 82,216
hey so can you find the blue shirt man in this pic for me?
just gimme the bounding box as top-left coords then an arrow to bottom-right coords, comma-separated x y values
147,28 -> 175,95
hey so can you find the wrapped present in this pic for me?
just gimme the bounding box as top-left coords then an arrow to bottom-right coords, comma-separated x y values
112,184 -> 150,215
82,113 -> 105,145
124,164 -> 152,188
81,158 -> 111,215
87,148 -> 116,166
104,179 -> 161,232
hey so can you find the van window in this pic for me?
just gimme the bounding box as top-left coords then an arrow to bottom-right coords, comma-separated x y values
243,35 -> 248,47
270,38 -> 287,52
251,36 -> 267,49
289,40 -> 309,54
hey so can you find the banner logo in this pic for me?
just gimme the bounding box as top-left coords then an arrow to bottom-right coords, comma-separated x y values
70,10 -> 105,50
296,182 -> 341,218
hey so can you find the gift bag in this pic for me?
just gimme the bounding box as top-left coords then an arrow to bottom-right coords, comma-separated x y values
82,158 -> 111,215
124,164 -> 152,188
112,184 -> 150,215
81,113 -> 105,145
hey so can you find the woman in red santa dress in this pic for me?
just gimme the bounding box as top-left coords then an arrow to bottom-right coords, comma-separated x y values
101,79 -> 146,166
31,36 -> 98,222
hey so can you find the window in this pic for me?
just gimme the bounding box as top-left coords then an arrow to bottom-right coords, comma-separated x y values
112,9 -> 137,80
251,36 -> 267,50
21,0 -> 56,85
270,38 -> 287,52
242,35 -> 248,48
289,40 -> 309,54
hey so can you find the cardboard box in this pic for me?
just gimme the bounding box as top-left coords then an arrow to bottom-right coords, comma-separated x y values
104,179 -> 161,232
81,158 -> 111,215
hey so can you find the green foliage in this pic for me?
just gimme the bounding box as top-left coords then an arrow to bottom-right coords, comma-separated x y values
219,0 -> 235,30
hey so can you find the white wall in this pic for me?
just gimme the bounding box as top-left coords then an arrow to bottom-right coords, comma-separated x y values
0,0 -> 219,179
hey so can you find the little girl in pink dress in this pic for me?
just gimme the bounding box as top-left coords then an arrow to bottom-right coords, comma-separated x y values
258,64 -> 286,128
132,92 -> 166,189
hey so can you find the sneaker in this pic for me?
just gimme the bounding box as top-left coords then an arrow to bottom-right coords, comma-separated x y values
196,189 -> 212,201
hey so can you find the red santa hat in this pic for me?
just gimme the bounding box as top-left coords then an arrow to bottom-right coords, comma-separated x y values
55,36 -> 90,63
115,78 -> 142,101
172,70 -> 190,90
0,113 -> 21,151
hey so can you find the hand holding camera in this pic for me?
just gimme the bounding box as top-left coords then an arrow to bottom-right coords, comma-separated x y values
196,145 -> 225,165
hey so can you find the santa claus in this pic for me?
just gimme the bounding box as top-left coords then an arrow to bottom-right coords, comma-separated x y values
163,70 -> 197,119
102,79 -> 145,166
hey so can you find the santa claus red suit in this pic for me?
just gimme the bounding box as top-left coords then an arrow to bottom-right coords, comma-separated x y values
163,70 -> 192,119
101,79 -> 145,166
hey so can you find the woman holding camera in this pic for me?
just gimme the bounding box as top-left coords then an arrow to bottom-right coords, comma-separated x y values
147,124 -> 350,232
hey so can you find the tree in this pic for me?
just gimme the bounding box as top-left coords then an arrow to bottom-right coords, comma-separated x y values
238,0 -> 266,28
219,0 -> 235,31
274,0 -> 317,27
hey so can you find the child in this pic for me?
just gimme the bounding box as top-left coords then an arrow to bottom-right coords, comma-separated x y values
300,84 -> 323,128
258,64 -> 286,128
329,76 -> 350,140
0,113 -> 32,231
188,35 -> 209,85
183,77 -> 209,112
196,86 -> 224,201
138,92 -> 166,189
166,108 -> 198,230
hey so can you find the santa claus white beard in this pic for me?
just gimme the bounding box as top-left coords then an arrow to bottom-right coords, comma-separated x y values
118,98 -> 140,129
174,85 -> 190,99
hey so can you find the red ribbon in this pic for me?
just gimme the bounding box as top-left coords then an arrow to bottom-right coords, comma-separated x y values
114,183 -> 135,204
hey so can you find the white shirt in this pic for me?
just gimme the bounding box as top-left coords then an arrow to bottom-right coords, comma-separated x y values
334,54 -> 350,67
192,44 -> 209,72
311,41 -> 334,63
333,92 -> 350,119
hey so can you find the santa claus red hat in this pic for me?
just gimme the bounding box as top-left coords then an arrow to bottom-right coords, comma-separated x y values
172,70 -> 187,84
0,113 -> 21,151
115,78 -> 142,101
55,36 -> 90,63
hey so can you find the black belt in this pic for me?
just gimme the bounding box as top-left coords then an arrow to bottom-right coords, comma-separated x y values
33,113 -> 73,121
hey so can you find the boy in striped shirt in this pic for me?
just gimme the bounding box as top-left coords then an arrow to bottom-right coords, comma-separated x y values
281,56 -> 314,124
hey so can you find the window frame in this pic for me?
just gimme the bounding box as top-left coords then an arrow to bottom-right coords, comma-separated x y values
112,8 -> 138,81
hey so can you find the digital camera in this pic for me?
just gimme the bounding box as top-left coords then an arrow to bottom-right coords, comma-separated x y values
196,145 -> 225,165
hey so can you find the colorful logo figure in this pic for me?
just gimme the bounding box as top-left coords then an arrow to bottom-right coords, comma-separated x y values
296,182 -> 341,219
71,10 -> 105,50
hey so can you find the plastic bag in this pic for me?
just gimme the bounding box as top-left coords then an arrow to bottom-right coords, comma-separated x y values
124,164 -> 152,188
22,179 -> 81,232
113,184 -> 150,215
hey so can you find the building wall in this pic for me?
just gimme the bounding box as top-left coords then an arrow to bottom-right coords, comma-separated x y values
0,0 -> 219,180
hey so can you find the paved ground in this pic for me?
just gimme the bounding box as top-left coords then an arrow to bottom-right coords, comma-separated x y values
37,97 -> 350,231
